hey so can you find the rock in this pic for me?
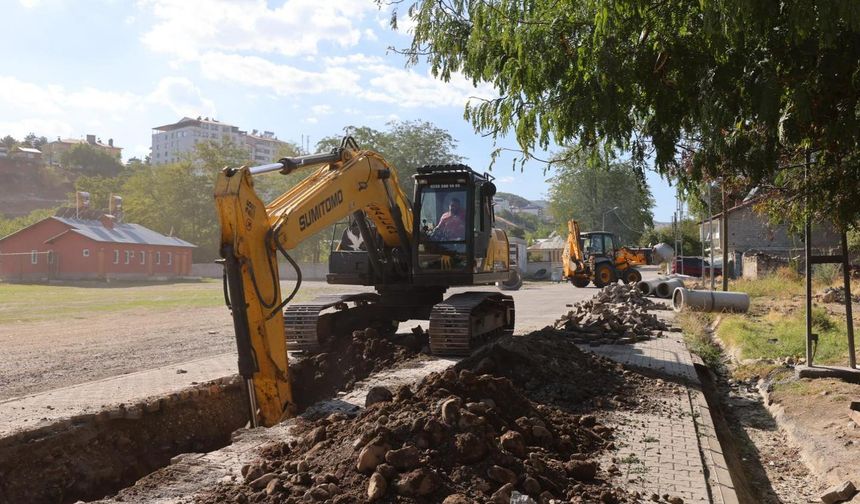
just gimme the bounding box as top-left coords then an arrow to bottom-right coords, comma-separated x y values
264,477 -> 281,495
564,460 -> 598,481
579,414 -> 597,427
443,493 -> 472,504
307,485 -> 330,501
297,459 -> 309,473
532,424 -> 553,443
649,493 -> 660,502
395,385 -> 413,401
487,465 -> 518,485
522,476 -> 541,495
248,472 -> 278,490
599,490 -> 617,503
441,397 -> 462,424
394,468 -> 438,497
385,445 -> 420,470
366,386 -> 393,407
376,463 -> 398,481
491,483 -> 515,504
821,481 -> 857,504
500,430 -> 527,458
307,426 -> 326,445
356,439 -> 389,472
455,432 -> 487,463
367,472 -> 387,501
243,464 -> 264,482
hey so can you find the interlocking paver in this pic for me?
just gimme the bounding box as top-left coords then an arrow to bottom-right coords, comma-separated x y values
578,328 -> 737,504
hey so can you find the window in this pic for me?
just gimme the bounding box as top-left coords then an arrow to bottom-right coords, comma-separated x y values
30,250 -> 38,264
83,248 -> 90,257
113,250 -> 120,264
156,251 -> 161,265
167,252 -> 173,265
140,251 -> 146,265
124,250 -> 131,264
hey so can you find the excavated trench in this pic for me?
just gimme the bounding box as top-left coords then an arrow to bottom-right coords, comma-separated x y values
0,327 -> 423,504
0,376 -> 248,504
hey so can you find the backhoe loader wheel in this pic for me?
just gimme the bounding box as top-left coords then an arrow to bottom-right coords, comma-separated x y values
592,264 -> 616,288
622,268 -> 642,284
569,275 -> 590,288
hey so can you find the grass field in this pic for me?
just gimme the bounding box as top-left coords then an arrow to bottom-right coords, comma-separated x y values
0,279 -> 338,324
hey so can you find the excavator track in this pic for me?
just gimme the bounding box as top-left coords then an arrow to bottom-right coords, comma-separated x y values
429,292 -> 515,355
284,292 -> 381,352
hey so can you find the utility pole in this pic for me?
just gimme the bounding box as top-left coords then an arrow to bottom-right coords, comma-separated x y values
721,182 -> 728,291
709,183 -> 715,290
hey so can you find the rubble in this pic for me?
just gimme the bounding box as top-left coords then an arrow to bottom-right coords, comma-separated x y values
818,286 -> 860,304
553,284 -> 668,344
195,331 -> 641,504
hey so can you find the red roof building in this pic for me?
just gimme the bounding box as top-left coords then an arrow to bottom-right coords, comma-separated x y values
0,211 -> 195,281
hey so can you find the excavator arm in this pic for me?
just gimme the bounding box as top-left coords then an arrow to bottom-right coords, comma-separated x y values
214,141 -> 414,427
562,219 -> 585,277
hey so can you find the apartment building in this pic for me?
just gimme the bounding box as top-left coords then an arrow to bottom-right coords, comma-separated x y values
151,117 -> 288,165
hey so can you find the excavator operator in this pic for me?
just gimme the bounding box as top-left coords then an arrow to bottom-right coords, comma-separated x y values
430,197 -> 466,241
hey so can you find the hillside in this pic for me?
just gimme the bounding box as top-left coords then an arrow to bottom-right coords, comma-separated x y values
0,159 -> 70,218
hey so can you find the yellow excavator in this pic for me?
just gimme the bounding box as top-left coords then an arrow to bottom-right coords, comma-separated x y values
562,220 -> 645,288
214,137 -> 515,426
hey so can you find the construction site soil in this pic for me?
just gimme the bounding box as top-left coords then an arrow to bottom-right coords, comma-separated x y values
194,331 -> 666,504
290,327 -> 425,411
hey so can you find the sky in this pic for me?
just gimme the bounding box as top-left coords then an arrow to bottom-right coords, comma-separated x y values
0,0 -> 678,222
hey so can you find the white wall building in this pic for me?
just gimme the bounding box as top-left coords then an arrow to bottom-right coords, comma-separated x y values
151,117 -> 289,165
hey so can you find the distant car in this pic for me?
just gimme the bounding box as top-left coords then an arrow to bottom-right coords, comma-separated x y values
672,256 -> 722,277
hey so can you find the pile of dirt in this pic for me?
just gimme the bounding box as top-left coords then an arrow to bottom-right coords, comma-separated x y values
290,327 -> 424,410
197,332 -> 636,504
554,284 -> 668,344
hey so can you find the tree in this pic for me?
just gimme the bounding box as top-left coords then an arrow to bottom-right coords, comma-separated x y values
548,149 -> 654,244
61,144 -> 124,177
22,133 -> 48,150
393,1 -> 860,227
316,120 -> 463,199
1,135 -> 18,150
0,207 -> 56,239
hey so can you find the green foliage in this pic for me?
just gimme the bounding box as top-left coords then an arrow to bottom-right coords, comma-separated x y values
316,120 -> 463,199
74,175 -> 125,211
1,135 -> 17,150
717,308 -> 850,365
639,220 -> 702,256
677,311 -> 723,370
0,207 -> 57,239
61,143 -> 124,177
548,148 -> 654,244
22,133 -> 48,149
394,0 -> 860,227
497,208 -> 554,243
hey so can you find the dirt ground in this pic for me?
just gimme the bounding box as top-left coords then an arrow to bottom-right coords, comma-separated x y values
0,306 -> 236,400
0,277 -> 609,401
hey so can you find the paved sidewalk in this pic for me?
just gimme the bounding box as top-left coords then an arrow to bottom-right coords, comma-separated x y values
0,352 -> 236,437
579,333 -> 738,504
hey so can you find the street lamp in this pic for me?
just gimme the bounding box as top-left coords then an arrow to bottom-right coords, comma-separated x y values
602,206 -> 619,231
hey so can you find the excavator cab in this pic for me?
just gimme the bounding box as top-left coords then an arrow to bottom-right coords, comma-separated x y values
412,165 -> 508,286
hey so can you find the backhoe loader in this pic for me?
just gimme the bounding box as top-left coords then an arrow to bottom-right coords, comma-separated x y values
214,137 -> 515,426
562,220 -> 645,288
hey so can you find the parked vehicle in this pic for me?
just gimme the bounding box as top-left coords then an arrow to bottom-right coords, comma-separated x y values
672,256 -> 722,277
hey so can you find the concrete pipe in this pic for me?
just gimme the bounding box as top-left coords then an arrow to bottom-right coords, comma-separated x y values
636,278 -> 664,296
672,287 -> 750,313
655,278 -> 685,298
